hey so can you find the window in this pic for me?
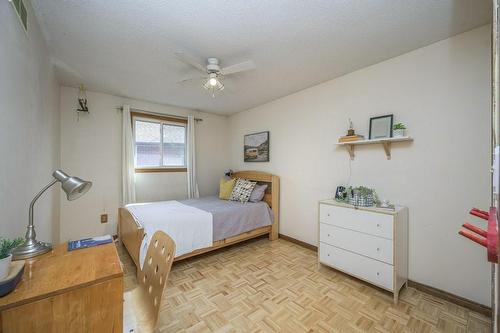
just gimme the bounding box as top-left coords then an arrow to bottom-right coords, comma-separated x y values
133,112 -> 187,172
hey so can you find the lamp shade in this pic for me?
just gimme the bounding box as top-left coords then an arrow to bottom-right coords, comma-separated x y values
52,170 -> 92,201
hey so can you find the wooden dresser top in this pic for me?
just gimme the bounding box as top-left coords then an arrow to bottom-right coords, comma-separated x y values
0,242 -> 123,310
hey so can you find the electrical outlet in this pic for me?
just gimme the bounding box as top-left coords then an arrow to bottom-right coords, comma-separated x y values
100,214 -> 108,224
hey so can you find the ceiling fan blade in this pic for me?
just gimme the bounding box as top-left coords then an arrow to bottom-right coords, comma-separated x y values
221,60 -> 256,75
176,78 -> 193,84
174,52 -> 206,73
176,76 -> 205,84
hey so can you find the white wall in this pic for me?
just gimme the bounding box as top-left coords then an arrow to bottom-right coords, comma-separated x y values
229,26 -> 492,305
59,87 -> 229,242
135,173 -> 188,202
0,1 -> 60,243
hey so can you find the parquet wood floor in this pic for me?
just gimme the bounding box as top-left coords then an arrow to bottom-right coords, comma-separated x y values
119,238 -> 490,332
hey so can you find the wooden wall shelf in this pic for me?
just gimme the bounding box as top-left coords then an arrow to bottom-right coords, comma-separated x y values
337,137 -> 413,160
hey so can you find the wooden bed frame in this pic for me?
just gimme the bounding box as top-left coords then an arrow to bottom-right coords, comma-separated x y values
119,171 -> 280,268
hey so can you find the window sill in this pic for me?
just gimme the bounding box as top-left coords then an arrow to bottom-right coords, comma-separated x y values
135,168 -> 187,173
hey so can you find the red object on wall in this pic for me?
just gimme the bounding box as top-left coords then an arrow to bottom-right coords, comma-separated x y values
463,223 -> 487,238
469,208 -> 489,220
487,207 -> 498,263
458,207 -> 498,263
459,230 -> 487,247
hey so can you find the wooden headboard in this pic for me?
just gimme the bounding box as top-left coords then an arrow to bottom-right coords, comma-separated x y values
231,170 -> 280,240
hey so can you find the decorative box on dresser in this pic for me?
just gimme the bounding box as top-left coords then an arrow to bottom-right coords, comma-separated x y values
318,199 -> 408,304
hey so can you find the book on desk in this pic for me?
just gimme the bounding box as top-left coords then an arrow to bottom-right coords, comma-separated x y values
68,235 -> 113,251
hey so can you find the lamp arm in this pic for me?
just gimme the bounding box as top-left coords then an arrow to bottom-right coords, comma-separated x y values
25,179 -> 58,243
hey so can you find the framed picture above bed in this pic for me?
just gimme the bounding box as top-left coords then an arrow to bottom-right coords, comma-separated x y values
244,131 -> 269,162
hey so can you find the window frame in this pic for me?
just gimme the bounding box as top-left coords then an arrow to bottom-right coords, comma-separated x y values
132,112 -> 188,173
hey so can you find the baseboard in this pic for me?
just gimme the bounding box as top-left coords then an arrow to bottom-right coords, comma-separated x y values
279,233 -> 317,251
278,234 -> 491,317
407,280 -> 491,317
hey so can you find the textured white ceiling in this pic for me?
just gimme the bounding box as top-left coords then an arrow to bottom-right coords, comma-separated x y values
31,0 -> 491,115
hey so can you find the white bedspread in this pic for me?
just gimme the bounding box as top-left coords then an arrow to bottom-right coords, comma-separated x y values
125,201 -> 213,269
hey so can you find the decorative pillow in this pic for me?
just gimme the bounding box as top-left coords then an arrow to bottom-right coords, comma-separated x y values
219,178 -> 237,200
230,179 -> 257,203
249,184 -> 268,203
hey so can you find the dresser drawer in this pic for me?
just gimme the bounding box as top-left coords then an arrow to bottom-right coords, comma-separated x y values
319,223 -> 393,264
319,204 -> 393,239
319,243 -> 393,291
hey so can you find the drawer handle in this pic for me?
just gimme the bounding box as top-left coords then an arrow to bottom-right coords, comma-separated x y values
327,213 -> 330,217
376,223 -> 380,227
376,247 -> 380,251
376,272 -> 380,276
328,234 -> 331,237
327,253 -> 330,257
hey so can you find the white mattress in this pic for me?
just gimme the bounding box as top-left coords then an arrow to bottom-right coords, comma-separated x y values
125,200 -> 213,269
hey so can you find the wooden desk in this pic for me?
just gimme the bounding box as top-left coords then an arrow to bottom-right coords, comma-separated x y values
0,242 -> 123,333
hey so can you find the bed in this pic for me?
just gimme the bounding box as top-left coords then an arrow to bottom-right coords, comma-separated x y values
119,171 -> 279,269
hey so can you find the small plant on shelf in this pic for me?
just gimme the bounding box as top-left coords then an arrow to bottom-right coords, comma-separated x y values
393,122 -> 406,137
0,237 -> 23,279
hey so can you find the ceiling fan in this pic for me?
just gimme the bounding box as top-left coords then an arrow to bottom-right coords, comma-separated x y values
175,52 -> 256,98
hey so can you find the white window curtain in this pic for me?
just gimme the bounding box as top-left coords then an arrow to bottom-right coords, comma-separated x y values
122,105 -> 136,205
186,115 -> 200,199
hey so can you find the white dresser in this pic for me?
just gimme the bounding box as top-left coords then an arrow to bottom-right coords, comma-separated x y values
318,199 -> 408,304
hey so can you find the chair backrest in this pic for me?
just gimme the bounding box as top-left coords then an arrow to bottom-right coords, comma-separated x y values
137,231 -> 176,328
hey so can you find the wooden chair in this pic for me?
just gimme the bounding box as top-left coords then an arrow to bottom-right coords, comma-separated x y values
124,231 -> 176,333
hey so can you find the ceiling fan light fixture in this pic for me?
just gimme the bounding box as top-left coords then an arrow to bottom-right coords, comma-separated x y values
203,80 -> 212,90
206,73 -> 219,87
175,53 -> 255,98
204,74 -> 224,93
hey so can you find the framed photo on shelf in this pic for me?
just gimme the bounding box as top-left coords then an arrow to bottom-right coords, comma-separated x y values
369,115 -> 393,139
